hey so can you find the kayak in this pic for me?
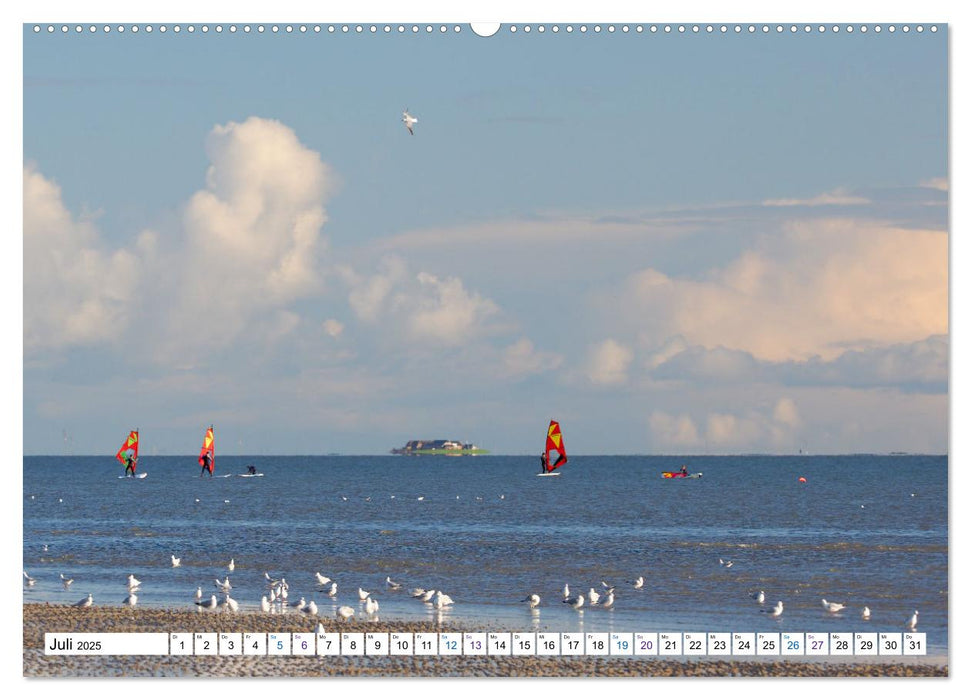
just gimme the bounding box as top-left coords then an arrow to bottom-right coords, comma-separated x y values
661,472 -> 703,479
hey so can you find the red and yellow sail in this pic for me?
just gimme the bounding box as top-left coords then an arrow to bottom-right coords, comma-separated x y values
545,419 -> 567,472
198,425 -> 214,474
115,430 -> 139,472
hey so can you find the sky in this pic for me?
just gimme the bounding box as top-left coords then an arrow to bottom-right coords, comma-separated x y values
18,12 -> 951,456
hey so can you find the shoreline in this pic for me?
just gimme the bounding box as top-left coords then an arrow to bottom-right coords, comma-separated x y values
23,604 -> 948,678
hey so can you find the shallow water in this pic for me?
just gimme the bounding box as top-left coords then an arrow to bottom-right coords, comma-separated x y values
23,454 -> 948,655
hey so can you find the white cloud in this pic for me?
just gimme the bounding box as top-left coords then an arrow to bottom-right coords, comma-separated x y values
501,338 -> 563,378
772,397 -> 801,428
322,319 -> 344,338
162,117 -> 335,359
396,272 -> 499,346
586,339 -> 634,386
23,165 -> 140,353
622,218 -> 947,363
648,411 -> 701,448
762,188 -> 870,207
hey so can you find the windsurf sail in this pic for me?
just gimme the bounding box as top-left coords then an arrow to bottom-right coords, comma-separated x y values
544,419 -> 567,473
198,425 -> 214,475
115,429 -> 139,474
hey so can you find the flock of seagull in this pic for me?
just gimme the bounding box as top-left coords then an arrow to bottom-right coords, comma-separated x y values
22,552 -> 922,632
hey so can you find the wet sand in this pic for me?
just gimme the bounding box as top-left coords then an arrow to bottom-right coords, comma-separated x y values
23,604 -> 948,678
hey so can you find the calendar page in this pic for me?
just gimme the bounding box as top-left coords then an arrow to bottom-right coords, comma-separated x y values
18,0 -> 950,685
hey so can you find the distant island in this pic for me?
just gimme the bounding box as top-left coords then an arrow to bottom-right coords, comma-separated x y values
390,440 -> 489,456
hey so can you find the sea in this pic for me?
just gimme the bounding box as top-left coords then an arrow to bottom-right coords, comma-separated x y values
22,454 -> 948,658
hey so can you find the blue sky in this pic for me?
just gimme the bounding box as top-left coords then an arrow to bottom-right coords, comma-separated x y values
19,15 -> 950,456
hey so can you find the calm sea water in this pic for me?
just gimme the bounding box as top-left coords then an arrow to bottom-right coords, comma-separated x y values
23,455 -> 948,655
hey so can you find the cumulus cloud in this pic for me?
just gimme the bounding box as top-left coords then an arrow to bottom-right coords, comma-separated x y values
500,338 -> 563,378
322,319 -> 344,338
23,165 -> 141,353
586,339 -> 634,385
342,258 -> 501,348
622,218 -> 947,363
395,272 -> 500,346
648,411 -> 701,448
163,117 -> 335,358
650,335 -> 947,393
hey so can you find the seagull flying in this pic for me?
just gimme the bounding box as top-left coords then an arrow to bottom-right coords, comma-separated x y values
23,570 -> 36,586
171,555 -> 181,568
630,576 -> 645,589
365,597 -> 380,615
127,574 -> 142,590
402,109 -> 418,135
60,574 -> 74,588
434,592 -> 453,609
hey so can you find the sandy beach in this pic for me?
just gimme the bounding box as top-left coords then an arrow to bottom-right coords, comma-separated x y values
23,604 -> 948,678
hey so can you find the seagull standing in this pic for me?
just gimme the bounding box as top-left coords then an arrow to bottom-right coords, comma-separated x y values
433,592 -> 453,609
195,586 -> 203,601
123,591 -> 138,608
562,583 -> 570,601
223,594 -> 239,613
127,574 -> 142,590
402,109 -> 418,135
419,589 -> 436,603
751,590 -> 765,604
215,577 -> 232,593
862,606 -> 871,620
365,597 -> 380,615
907,610 -> 919,630
195,594 -> 219,611
260,595 -> 271,613
821,598 -> 846,613
563,593 -> 585,611
522,594 -> 541,609
74,593 -> 94,608
588,587 -> 601,606
385,576 -> 402,590
600,591 -> 615,609
324,582 -> 338,598
358,587 -> 370,601
762,600 -> 784,617
630,576 -> 644,589
337,605 -> 355,622
315,572 -> 332,586
228,559 -> 235,572
302,600 -> 319,616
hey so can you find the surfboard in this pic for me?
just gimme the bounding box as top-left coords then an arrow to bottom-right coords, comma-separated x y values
238,473 -> 264,478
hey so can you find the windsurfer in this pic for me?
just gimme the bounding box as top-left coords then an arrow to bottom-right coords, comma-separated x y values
680,465 -> 688,476
200,452 -> 213,477
540,453 -> 548,473
124,454 -> 137,477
